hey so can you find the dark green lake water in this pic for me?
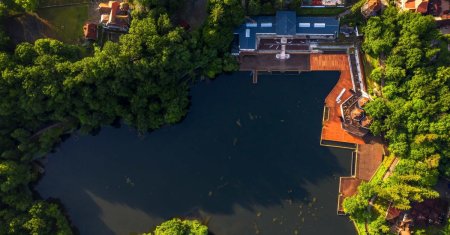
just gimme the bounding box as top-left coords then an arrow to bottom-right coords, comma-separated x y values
37,72 -> 356,235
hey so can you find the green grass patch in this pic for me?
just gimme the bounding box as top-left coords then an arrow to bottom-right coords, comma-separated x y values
369,155 -> 396,184
37,5 -> 88,43
353,220 -> 366,235
297,7 -> 347,16
39,0 -> 88,7
362,53 -> 380,95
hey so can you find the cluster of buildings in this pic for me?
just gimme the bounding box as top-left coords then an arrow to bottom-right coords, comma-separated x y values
386,199 -> 449,235
98,1 -> 131,32
83,1 -> 131,41
361,0 -> 449,50
362,0 -> 450,20
397,0 -> 431,14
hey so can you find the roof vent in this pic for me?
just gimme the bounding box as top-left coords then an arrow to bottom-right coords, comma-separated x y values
261,23 -> 272,27
314,23 -> 326,28
299,23 -> 311,28
245,29 -> 250,38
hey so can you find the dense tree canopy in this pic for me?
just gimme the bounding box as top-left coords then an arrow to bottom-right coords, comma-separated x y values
143,218 -> 208,235
345,7 -> 450,234
0,0 -> 244,233
246,0 -> 302,15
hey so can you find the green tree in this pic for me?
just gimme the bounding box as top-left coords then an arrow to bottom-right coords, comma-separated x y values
151,219 -> 208,235
248,0 -> 261,15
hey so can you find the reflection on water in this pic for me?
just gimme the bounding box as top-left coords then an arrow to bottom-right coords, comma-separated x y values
86,190 -> 158,234
37,72 -> 356,235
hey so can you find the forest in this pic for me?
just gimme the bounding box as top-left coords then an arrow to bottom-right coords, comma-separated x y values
0,0 -> 243,233
343,7 -> 450,235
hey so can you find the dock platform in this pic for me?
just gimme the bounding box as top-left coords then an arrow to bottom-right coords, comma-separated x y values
311,54 -> 365,145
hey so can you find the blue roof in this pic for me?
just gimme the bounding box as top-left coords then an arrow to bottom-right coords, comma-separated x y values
234,16 -> 276,50
296,17 -> 340,35
234,11 -> 340,51
276,11 -> 297,35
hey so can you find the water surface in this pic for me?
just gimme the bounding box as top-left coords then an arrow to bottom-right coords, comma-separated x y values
37,72 -> 356,235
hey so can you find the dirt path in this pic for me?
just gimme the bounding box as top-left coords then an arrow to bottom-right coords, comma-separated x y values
382,157 -> 399,181
4,13 -> 57,45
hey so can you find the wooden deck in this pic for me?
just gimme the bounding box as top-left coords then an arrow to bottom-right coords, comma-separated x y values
239,54 -> 310,72
338,177 -> 363,213
310,54 -> 365,145
356,137 -> 384,181
311,54 -> 385,214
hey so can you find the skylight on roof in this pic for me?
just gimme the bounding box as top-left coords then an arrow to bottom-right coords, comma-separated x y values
314,23 -> 326,28
299,23 -> 310,28
261,23 -> 272,27
245,29 -> 250,38
246,23 -> 257,27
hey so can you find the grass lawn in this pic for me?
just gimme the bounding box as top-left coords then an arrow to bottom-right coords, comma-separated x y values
39,0 -> 87,7
369,155 -> 396,183
362,53 -> 380,95
37,5 -> 89,44
353,220 -> 366,235
296,7 -> 347,16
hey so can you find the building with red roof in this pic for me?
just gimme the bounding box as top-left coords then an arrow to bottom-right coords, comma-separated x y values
398,0 -> 430,14
98,1 -> 131,32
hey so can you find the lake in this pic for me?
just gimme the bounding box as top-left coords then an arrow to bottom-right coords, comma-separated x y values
36,72 -> 356,235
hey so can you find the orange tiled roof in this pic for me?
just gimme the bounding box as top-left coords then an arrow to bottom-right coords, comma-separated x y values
405,0 -> 416,9
416,1 -> 429,13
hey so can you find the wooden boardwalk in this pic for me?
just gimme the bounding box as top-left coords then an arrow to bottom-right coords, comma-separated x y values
309,54 -> 385,215
356,137 -> 384,181
239,54 -> 310,72
338,177 -> 363,214
310,54 -> 365,145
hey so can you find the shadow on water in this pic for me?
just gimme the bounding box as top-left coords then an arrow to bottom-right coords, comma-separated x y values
37,72 -> 356,235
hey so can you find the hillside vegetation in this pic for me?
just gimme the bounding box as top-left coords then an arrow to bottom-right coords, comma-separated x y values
0,0 -> 243,233
344,7 -> 450,234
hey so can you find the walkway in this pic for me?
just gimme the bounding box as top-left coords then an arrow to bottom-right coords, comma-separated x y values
239,53 -> 310,72
356,137 -> 384,181
310,52 -> 384,215
310,54 -> 365,145
338,177 -> 363,214
382,157 -> 399,181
